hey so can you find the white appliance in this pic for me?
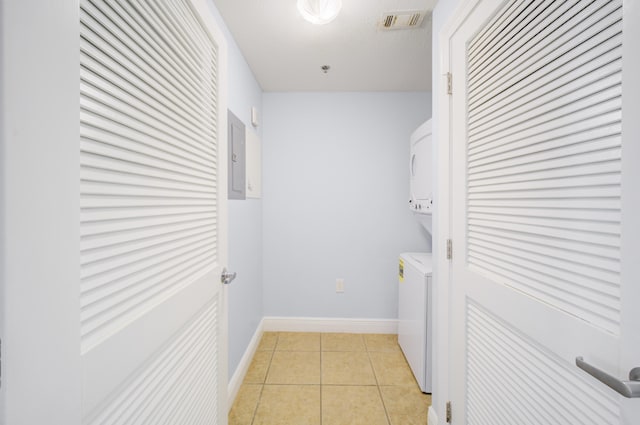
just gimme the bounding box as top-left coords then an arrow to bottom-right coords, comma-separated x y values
398,118 -> 434,393
409,119 -> 433,234
398,252 -> 433,393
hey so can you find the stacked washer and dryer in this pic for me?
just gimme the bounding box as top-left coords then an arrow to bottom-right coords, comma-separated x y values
399,119 -> 433,394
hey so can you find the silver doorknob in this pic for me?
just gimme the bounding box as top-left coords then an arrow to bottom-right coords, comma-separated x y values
576,357 -> 640,398
221,268 -> 237,285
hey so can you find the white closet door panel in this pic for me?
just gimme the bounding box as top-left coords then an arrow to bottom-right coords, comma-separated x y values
466,303 -> 619,425
80,0 -> 227,422
448,0 -> 631,422
465,2 -> 622,337
466,0 -> 623,334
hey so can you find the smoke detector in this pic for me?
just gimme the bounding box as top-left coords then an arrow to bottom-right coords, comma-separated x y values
378,10 -> 428,30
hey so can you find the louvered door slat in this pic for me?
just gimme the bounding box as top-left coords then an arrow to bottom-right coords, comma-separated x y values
470,40 -> 622,130
468,227 -> 619,274
160,0 -> 212,51
468,151 -> 620,183
469,69 -> 621,139
468,226 -> 619,260
81,98 -> 215,171
466,305 -> 619,425
470,50 -> 622,135
81,68 -> 216,153
81,37 -> 216,138
468,110 -> 621,160
467,0 -> 623,338
81,216 -> 217,256
81,168 -> 215,194
134,1 -> 214,85
468,205 -> 620,222
469,93 -> 621,151
140,1 -> 211,67
82,0 -> 216,104
85,302 -> 219,424
81,222 -> 216,268
469,2 -> 621,107
80,137 -> 217,184
469,173 -> 620,196
469,1 -> 568,82
469,1 -> 577,90
467,1 -> 533,65
469,123 -> 621,168
80,5 -> 216,126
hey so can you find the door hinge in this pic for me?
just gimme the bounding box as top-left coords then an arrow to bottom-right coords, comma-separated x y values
446,401 -> 452,423
447,239 -> 453,260
446,72 -> 453,95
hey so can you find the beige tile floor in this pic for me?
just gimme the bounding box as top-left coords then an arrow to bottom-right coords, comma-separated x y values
229,332 -> 432,425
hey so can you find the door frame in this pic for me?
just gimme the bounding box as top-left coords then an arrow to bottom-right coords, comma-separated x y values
620,0 -> 640,422
431,0 -> 478,423
1,1 -> 82,423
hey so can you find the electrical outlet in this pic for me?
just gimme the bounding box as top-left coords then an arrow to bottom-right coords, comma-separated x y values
336,278 -> 345,293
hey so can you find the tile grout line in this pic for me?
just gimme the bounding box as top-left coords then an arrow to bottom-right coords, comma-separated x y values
249,332 -> 278,425
366,338 -> 393,425
319,333 -> 323,425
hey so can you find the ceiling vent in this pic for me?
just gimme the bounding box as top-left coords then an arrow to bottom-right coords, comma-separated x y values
378,10 -> 428,30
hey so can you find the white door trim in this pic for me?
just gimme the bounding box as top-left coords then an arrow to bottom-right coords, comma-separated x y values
433,0 -> 479,421
1,1 -> 81,423
620,1 -> 640,422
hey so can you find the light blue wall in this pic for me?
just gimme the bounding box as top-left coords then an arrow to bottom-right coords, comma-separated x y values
207,0 -> 263,380
262,92 -> 432,319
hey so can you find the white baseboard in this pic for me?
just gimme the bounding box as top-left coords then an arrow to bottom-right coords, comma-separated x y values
262,316 -> 398,334
227,318 -> 264,410
428,406 -> 439,425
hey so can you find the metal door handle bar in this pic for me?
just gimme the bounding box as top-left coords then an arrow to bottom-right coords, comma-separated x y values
575,357 -> 640,398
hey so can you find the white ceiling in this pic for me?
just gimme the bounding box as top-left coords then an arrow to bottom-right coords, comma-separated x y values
213,0 -> 437,92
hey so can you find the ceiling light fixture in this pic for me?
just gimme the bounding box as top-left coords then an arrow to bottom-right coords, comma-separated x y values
297,0 -> 342,25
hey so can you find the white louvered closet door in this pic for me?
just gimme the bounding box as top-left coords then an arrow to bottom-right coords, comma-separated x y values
80,0 -> 228,423
449,0 -> 640,423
